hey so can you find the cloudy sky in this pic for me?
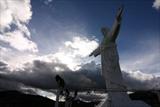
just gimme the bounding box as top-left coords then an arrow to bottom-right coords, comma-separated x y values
0,0 -> 160,101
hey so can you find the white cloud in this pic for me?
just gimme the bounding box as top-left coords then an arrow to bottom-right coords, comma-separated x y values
64,37 -> 98,57
0,0 -> 38,53
123,70 -> 160,89
53,36 -> 98,70
121,52 -> 160,74
153,0 -> 160,10
0,44 -> 37,70
0,35 -> 98,71
0,30 -> 38,52
44,0 -> 53,5
126,70 -> 153,82
39,36 -> 99,71
0,0 -> 32,31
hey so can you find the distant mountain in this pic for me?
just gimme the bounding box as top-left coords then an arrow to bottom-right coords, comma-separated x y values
0,90 -> 99,107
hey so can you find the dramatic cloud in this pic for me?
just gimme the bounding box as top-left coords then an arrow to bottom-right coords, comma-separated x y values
0,59 -> 159,92
0,35 -> 101,91
0,30 -> 38,52
153,0 -> 160,10
53,36 -> 99,70
120,38 -> 160,75
123,70 -> 160,90
0,0 -> 38,52
0,0 -> 32,30
0,34 -> 159,96
0,60 -> 104,90
121,52 -> 160,75
0,0 -> 159,104
0,45 -> 37,70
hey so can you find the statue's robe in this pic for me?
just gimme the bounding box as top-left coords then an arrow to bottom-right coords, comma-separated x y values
100,43 -> 150,107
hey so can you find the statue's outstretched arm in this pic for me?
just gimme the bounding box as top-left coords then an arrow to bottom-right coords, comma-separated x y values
89,46 -> 101,57
110,6 -> 124,42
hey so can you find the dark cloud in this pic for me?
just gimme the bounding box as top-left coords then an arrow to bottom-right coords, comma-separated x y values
0,60 -> 105,91
0,59 -> 159,93
0,61 -> 8,71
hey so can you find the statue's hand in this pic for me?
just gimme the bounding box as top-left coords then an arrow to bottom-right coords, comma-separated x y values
116,6 -> 124,22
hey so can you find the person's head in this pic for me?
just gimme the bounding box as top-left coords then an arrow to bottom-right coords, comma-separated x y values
55,75 -> 65,87
55,75 -> 61,82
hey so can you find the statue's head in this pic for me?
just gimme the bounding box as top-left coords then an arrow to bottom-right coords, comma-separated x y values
101,27 -> 114,45
101,27 -> 110,36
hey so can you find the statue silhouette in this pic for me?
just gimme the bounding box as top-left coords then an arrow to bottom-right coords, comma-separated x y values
90,6 -> 150,107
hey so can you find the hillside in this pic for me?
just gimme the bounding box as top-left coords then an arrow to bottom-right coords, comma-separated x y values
0,90 -> 99,107
0,90 -> 159,107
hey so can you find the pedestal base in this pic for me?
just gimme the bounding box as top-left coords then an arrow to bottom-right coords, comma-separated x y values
100,92 -> 150,107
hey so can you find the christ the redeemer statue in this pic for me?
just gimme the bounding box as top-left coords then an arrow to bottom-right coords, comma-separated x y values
89,6 -> 150,107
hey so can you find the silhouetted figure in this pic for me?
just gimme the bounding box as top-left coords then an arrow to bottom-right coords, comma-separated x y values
55,75 -> 65,89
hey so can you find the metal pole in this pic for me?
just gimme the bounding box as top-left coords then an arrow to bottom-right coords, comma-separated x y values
55,89 -> 60,107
